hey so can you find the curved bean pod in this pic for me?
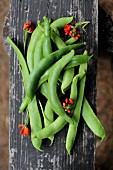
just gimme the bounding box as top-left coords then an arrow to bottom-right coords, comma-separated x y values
19,43 -> 86,112
82,97 -> 106,141
50,16 -> 73,29
6,36 -> 29,86
27,26 -> 43,72
48,50 -> 75,124
61,68 -> 74,94
34,34 -> 44,68
66,63 -> 87,154
51,31 -> 66,49
28,97 -> 42,151
7,37 -> 43,151
65,37 -> 77,45
65,54 -> 91,69
33,116 -> 67,139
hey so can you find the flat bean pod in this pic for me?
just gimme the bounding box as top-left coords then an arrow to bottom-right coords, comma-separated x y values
50,16 -> 73,29
33,116 -> 67,139
82,97 -> 106,141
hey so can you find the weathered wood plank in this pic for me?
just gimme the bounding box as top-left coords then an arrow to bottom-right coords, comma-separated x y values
8,0 -> 97,169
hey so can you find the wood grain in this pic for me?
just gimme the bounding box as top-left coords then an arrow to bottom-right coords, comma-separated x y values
8,0 -> 97,169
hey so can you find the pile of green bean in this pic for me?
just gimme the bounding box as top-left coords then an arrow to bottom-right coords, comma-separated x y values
7,16 -> 106,154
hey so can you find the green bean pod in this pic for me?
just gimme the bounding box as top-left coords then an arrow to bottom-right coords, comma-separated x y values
7,37 -> 43,151
37,54 -> 90,88
61,68 -> 74,94
65,37 -> 77,45
43,16 -> 52,57
44,100 -> 54,144
27,26 -> 43,72
65,54 -> 91,69
33,116 -> 67,139
69,71 -> 86,101
19,42 -> 86,112
82,97 -> 106,141
33,34 -> 44,68
6,37 -> 29,86
66,63 -> 87,154
28,97 -> 42,151
48,50 -> 75,124
50,16 -> 73,29
51,31 -> 66,49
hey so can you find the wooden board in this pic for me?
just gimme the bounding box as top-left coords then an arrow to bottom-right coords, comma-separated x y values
8,0 -> 98,169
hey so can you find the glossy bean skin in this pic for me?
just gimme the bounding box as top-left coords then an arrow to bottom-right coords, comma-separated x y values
28,96 -> 42,151
37,54 -> 90,88
33,34 -> 44,68
50,16 -> 73,29
43,16 -> 52,57
7,37 -> 43,151
64,54 -> 91,69
65,37 -> 77,45
19,43 -> 86,112
48,50 -> 75,124
33,116 -> 67,139
51,30 -> 78,96
61,68 -> 74,94
6,37 -> 29,86
51,31 -> 66,49
82,97 -> 106,141
69,71 -> 86,101
66,63 -> 87,154
27,26 -> 43,72
44,100 -> 54,144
